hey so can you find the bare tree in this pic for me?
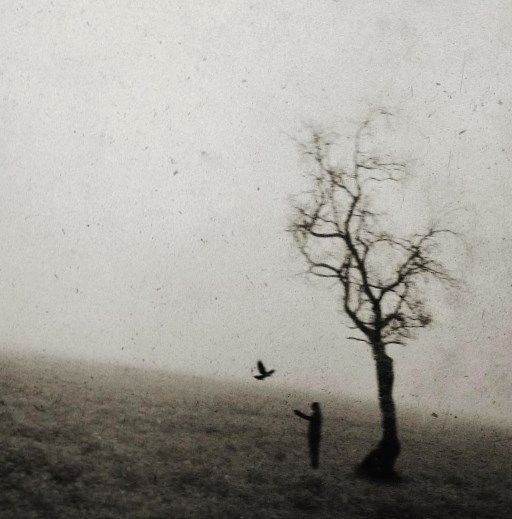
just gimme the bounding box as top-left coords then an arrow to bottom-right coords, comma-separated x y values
289,112 -> 458,479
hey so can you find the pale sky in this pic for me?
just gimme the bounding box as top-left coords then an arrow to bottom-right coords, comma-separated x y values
1,0 -> 511,423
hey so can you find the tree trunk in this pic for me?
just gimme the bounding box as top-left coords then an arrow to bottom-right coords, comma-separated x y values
357,345 -> 401,479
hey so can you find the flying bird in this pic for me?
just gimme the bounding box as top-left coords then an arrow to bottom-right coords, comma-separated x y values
253,360 -> 275,380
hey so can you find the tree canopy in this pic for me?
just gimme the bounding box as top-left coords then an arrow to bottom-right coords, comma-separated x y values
289,113 -> 458,349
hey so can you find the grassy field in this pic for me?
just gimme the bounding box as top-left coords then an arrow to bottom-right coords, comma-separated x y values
0,352 -> 510,518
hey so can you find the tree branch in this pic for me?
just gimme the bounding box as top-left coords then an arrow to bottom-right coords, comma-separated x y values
290,113 -> 458,350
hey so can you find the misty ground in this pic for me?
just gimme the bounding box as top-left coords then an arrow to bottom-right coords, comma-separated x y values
0,352 -> 510,518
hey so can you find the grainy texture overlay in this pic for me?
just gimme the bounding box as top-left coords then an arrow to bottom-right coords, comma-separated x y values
1,1 -> 511,517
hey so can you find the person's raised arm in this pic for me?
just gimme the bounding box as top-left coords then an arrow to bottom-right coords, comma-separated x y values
294,410 -> 311,420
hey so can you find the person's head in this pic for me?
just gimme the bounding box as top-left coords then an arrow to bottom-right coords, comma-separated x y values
311,402 -> 320,411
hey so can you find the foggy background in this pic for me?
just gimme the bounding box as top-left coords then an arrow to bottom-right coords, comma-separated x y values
1,1 -> 511,423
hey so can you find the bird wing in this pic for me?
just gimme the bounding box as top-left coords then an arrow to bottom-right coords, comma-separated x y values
257,360 -> 266,374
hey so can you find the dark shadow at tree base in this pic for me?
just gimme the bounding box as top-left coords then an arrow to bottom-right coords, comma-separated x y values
355,441 -> 402,484
354,465 -> 402,485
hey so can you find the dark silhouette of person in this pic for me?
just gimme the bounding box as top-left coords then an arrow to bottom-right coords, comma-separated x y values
294,402 -> 322,469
